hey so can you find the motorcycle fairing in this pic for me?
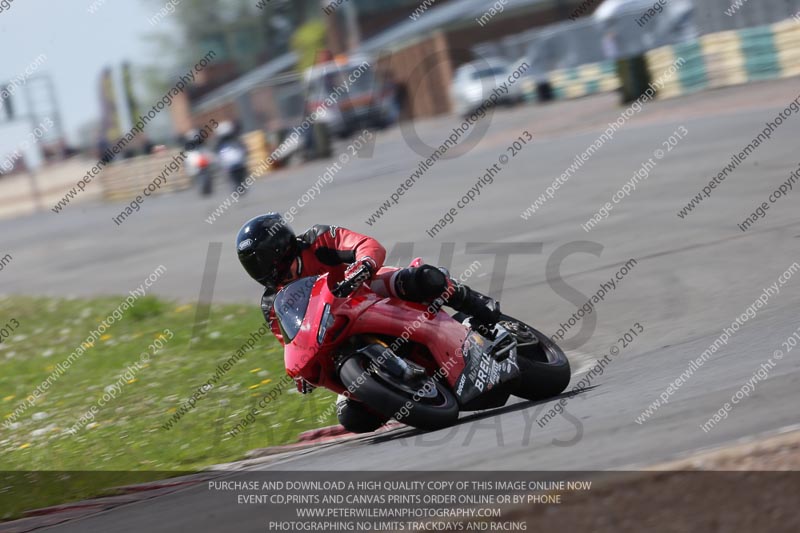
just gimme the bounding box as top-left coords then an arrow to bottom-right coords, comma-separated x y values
279,274 -> 470,391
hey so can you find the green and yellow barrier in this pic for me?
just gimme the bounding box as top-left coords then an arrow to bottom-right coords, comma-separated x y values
646,18 -> 800,99
548,60 -> 621,100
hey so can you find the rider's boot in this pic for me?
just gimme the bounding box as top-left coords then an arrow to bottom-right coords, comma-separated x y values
446,280 -> 501,335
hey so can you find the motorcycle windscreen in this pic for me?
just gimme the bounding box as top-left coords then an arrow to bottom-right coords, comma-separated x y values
273,276 -> 318,344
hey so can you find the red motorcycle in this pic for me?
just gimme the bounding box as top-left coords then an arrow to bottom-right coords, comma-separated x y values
273,259 -> 571,431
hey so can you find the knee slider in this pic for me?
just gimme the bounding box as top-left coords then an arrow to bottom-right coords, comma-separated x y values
394,265 -> 447,302
417,264 -> 447,295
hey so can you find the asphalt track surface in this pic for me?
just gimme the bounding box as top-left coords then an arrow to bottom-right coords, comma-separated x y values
2,79 -> 800,531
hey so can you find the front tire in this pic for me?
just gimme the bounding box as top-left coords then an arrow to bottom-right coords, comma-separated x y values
338,351 -> 459,431
498,315 -> 571,401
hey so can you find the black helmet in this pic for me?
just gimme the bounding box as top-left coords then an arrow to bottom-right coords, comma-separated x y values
236,213 -> 298,290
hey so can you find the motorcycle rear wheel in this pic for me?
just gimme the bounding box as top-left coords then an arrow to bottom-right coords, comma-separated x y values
339,348 -> 459,431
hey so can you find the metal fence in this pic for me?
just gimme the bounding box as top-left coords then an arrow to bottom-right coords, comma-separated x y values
474,0 -> 800,75
694,0 -> 800,33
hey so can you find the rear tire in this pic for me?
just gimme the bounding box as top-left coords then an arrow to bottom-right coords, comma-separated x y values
338,351 -> 459,431
498,315 -> 571,401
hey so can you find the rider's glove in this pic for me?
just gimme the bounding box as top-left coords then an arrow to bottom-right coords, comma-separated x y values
337,258 -> 376,297
344,257 -> 377,279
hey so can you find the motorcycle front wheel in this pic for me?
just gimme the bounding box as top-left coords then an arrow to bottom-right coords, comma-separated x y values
498,315 -> 572,401
338,346 -> 459,431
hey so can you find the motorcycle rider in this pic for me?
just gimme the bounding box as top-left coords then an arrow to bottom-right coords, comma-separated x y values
235,213 -> 501,432
183,129 -> 214,196
215,120 -> 249,192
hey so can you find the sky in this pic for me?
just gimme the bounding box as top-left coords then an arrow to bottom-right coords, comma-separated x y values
0,0 -> 178,163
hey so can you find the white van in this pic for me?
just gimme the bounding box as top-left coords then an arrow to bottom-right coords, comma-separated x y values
303,56 -> 398,138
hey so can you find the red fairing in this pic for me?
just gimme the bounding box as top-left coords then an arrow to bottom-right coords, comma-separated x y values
282,276 -> 334,382
281,268 -> 467,396
348,297 -> 468,389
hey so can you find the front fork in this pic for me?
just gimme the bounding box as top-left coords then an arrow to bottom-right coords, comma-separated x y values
294,377 -> 315,394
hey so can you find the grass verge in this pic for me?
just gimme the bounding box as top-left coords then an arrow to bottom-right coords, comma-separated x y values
0,295 -> 337,519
